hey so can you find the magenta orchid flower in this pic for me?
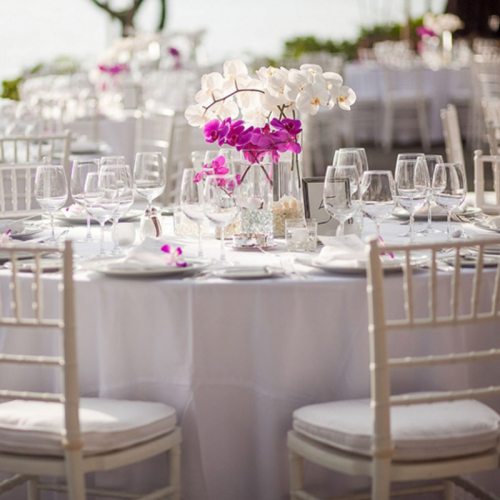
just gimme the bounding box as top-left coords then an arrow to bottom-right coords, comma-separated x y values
161,244 -> 187,267
271,118 -> 302,139
378,236 -> 394,259
203,119 -> 230,145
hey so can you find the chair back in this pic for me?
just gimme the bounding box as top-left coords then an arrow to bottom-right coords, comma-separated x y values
473,150 -> 500,211
0,241 -> 81,450
0,163 -> 41,217
366,237 -> 500,461
441,104 -> 465,166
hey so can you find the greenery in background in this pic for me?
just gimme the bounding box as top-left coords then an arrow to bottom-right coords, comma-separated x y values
1,56 -> 81,101
281,17 -> 424,63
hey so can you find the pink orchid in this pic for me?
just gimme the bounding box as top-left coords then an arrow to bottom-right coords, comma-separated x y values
161,244 -> 187,267
378,236 -> 394,259
0,230 -> 12,246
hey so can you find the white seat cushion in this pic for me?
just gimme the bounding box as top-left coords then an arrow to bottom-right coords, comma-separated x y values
0,398 -> 177,456
293,398 -> 500,461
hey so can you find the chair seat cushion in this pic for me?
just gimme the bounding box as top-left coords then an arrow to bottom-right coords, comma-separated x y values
0,398 -> 177,456
293,398 -> 500,461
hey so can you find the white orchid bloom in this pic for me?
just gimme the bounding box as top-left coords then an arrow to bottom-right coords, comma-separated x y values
235,78 -> 263,110
295,81 -> 330,115
212,97 -> 239,120
300,64 -> 323,77
195,72 -> 224,105
259,66 -> 291,107
185,104 -> 216,127
323,72 -> 344,108
284,68 -> 312,102
242,107 -> 268,128
336,86 -> 357,110
223,59 -> 251,91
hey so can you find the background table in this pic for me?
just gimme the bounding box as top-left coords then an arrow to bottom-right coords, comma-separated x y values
1,218 -> 499,500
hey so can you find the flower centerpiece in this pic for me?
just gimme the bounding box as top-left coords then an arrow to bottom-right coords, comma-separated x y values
422,13 -> 464,65
185,59 -> 356,239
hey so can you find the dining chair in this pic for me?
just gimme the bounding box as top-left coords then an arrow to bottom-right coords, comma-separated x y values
473,150 -> 500,215
135,107 -> 191,206
0,163 -> 41,217
0,241 -> 181,500
288,236 -> 500,500
441,104 -> 466,167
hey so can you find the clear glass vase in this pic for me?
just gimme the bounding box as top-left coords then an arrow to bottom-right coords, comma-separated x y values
272,152 -> 305,237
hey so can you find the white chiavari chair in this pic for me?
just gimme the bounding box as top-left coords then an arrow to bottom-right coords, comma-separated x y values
441,103 -> 466,167
0,163 -> 40,217
135,108 -> 191,206
288,236 -> 500,500
473,150 -> 500,215
0,241 -> 181,500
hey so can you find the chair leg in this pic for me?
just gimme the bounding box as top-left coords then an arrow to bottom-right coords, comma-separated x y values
371,458 -> 391,500
417,104 -> 431,152
169,443 -> 181,500
288,449 -> 304,499
443,480 -> 455,500
64,449 -> 86,500
27,478 -> 39,500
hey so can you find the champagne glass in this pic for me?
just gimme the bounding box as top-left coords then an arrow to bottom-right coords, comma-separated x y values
361,170 -> 396,237
333,149 -> 366,176
180,168 -> 206,258
323,165 -> 360,237
204,175 -> 240,262
34,164 -> 68,241
101,164 -> 134,254
84,172 -> 119,255
432,162 -> 467,239
394,157 -> 430,242
70,158 -> 99,241
420,154 -> 444,234
134,152 -> 166,211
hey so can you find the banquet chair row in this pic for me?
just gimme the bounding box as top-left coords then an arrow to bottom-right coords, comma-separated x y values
135,107 -> 191,206
289,236 -> 500,500
0,242 -> 182,500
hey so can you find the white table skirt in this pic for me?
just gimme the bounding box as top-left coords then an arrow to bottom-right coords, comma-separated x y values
1,218 -> 500,500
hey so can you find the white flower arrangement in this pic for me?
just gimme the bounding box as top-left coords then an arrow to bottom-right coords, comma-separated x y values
423,13 -> 464,36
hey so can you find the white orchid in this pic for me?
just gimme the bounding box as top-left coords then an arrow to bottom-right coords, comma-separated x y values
336,86 -> 357,110
242,107 -> 269,128
236,78 -> 263,110
295,81 -> 330,115
284,69 -> 312,103
223,59 -> 251,91
184,104 -> 217,127
299,63 -> 324,77
195,72 -> 225,105
212,96 -> 239,120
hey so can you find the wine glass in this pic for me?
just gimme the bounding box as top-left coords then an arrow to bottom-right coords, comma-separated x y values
203,175 -> 240,262
394,157 -> 430,242
191,151 -> 207,171
432,162 -> 467,239
101,164 -> 134,254
101,155 -> 126,168
180,168 -> 207,258
70,158 -> 100,241
333,149 -> 367,176
84,172 -> 119,255
361,170 -> 396,237
134,152 -> 166,211
204,150 -> 221,166
419,154 -> 444,234
323,165 -> 360,237
34,164 -> 68,241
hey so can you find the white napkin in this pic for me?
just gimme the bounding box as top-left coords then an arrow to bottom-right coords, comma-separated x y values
0,219 -> 25,234
117,238 -> 186,269
314,235 -> 366,266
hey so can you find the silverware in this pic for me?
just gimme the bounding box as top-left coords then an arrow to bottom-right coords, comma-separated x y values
280,256 -> 308,280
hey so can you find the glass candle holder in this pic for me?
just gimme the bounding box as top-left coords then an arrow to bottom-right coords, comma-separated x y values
285,218 -> 317,252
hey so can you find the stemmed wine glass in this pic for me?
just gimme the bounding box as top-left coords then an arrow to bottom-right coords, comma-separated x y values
34,164 -> 68,241
432,162 -> 467,239
70,158 -> 100,241
333,148 -> 368,175
101,164 -> 134,254
180,168 -> 207,258
360,171 -> 396,237
323,165 -> 360,237
394,157 -> 430,242
101,156 -> 126,168
84,172 -> 119,255
419,154 -> 444,234
203,175 -> 240,263
134,152 -> 166,211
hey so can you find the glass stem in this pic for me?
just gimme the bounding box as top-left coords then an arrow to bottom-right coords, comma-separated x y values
375,221 -> 381,238
197,222 -> 203,258
100,222 -> 106,255
50,212 -> 55,240
427,203 -> 432,230
410,213 -> 415,243
220,225 -> 226,261
86,216 -> 92,240
447,211 -> 452,240
338,221 -> 345,237
112,218 -> 119,251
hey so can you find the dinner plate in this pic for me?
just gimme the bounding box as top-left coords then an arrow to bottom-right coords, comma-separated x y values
54,209 -> 143,224
296,256 -> 403,275
82,258 -> 210,278
9,223 -> 44,239
392,206 -> 482,222
213,266 -> 282,280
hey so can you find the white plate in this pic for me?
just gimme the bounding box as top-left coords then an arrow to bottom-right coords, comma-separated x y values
54,209 -> 143,224
296,256 -> 402,275
82,258 -> 210,278
10,224 -> 44,239
392,206 -> 482,222
213,266 -> 282,280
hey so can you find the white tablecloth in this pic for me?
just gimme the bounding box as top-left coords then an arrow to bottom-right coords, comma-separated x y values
1,217 -> 500,500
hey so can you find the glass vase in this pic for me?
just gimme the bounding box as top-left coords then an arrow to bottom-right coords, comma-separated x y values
272,152 -> 305,237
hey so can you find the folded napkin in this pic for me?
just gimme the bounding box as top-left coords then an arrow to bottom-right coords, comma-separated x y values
0,219 -> 25,234
119,237 -> 187,268
314,235 -> 366,266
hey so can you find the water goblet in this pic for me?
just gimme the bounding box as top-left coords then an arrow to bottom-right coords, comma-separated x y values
432,162 -> 467,239
70,158 -> 99,241
180,168 -> 206,258
84,172 -> 119,255
100,155 -> 126,168
134,152 -> 166,211
419,154 -> 444,234
203,175 -> 240,263
323,165 -> 360,237
360,170 -> 396,237
34,164 -> 68,241
333,147 -> 369,175
394,157 -> 430,242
